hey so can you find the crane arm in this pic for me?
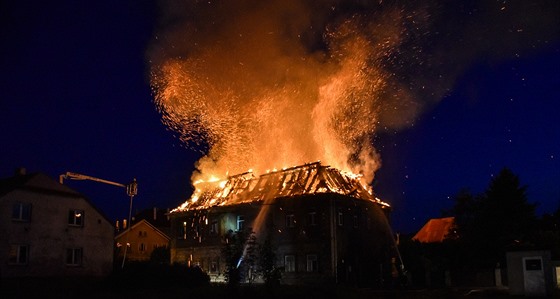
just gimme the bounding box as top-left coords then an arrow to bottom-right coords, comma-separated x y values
59,171 -> 137,196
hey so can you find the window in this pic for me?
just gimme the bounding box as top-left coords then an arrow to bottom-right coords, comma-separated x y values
307,212 -> 317,226
306,254 -> 318,272
182,221 -> 187,239
68,210 -> 84,226
353,215 -> 359,228
284,255 -> 296,272
337,212 -> 343,226
210,260 -> 218,273
9,245 -> 29,265
12,202 -> 32,221
285,214 -> 295,228
139,243 -> 146,252
367,217 -> 371,230
210,220 -> 219,234
237,215 -> 245,231
66,248 -> 82,266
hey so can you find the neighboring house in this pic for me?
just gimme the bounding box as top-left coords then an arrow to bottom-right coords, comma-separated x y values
412,217 -> 455,243
114,218 -> 170,263
169,162 -> 397,286
0,170 -> 114,277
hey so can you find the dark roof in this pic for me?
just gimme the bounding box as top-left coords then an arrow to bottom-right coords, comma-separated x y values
115,219 -> 171,240
412,217 -> 455,243
0,172 -> 81,198
0,172 -> 112,225
0,173 -> 36,197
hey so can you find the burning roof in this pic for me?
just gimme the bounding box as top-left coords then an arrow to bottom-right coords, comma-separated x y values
172,162 -> 389,212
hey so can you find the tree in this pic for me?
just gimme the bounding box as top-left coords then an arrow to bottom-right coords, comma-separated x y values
221,230 -> 258,286
150,246 -> 170,265
258,237 -> 281,286
447,168 -> 538,268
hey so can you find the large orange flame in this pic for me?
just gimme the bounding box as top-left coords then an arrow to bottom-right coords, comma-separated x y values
149,1 -> 428,189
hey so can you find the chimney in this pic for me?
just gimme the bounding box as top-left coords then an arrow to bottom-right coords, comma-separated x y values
14,167 -> 26,176
153,207 -> 157,221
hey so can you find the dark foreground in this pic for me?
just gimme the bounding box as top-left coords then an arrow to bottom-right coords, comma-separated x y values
1,278 -> 557,299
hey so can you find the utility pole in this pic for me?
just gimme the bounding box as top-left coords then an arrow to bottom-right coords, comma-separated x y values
60,171 -> 137,268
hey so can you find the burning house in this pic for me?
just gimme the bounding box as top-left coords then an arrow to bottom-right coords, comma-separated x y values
169,162 -> 397,286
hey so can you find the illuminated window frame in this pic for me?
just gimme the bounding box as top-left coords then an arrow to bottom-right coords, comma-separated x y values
12,202 -> 32,222
284,255 -> 296,272
68,210 -> 84,226
9,244 -> 29,265
337,212 -> 343,226
237,215 -> 245,231
285,214 -> 296,228
307,212 -> 317,226
306,254 -> 318,272
66,248 -> 82,266
210,220 -> 219,234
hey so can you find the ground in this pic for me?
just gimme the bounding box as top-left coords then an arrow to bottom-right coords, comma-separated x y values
0,278 -> 557,299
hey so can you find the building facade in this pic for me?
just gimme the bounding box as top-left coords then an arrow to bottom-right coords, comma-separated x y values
0,171 -> 114,277
115,219 -> 170,263
169,163 -> 397,286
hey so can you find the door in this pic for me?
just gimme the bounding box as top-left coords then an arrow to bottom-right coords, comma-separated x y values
522,257 -> 545,296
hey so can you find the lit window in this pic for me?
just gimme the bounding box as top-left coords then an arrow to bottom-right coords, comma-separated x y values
12,202 -> 32,221
237,215 -> 245,231
9,244 -> 29,265
307,212 -> 317,226
286,214 -> 295,228
284,255 -> 296,272
337,212 -> 343,226
66,248 -> 82,266
68,210 -> 84,226
306,254 -> 318,272
182,221 -> 187,239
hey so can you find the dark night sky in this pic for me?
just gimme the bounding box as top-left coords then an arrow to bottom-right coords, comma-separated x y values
1,1 -> 559,233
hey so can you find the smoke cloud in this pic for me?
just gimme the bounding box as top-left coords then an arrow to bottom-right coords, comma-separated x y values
148,0 -> 559,185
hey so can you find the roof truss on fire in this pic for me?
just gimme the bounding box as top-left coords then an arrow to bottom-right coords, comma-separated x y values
173,162 -> 389,212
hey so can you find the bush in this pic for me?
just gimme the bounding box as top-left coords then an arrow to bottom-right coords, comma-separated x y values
109,262 -> 210,290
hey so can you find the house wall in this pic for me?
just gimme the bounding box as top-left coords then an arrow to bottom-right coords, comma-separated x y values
169,193 -> 394,286
0,180 -> 114,277
115,221 -> 170,262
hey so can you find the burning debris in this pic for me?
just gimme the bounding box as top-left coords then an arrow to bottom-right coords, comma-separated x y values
172,161 -> 389,212
150,0 -> 558,204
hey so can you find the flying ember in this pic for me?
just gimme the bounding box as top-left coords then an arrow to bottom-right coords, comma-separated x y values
148,0 -> 435,193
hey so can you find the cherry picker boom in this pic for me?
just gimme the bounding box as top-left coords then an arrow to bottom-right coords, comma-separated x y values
59,171 -> 137,268
59,171 -> 137,196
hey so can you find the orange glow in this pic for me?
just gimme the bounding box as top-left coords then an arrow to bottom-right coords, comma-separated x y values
170,162 -> 390,213
149,2 -> 425,204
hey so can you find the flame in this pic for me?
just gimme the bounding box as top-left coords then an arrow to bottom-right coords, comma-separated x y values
171,162 -> 390,212
148,1 -> 428,190
149,1 -> 559,203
